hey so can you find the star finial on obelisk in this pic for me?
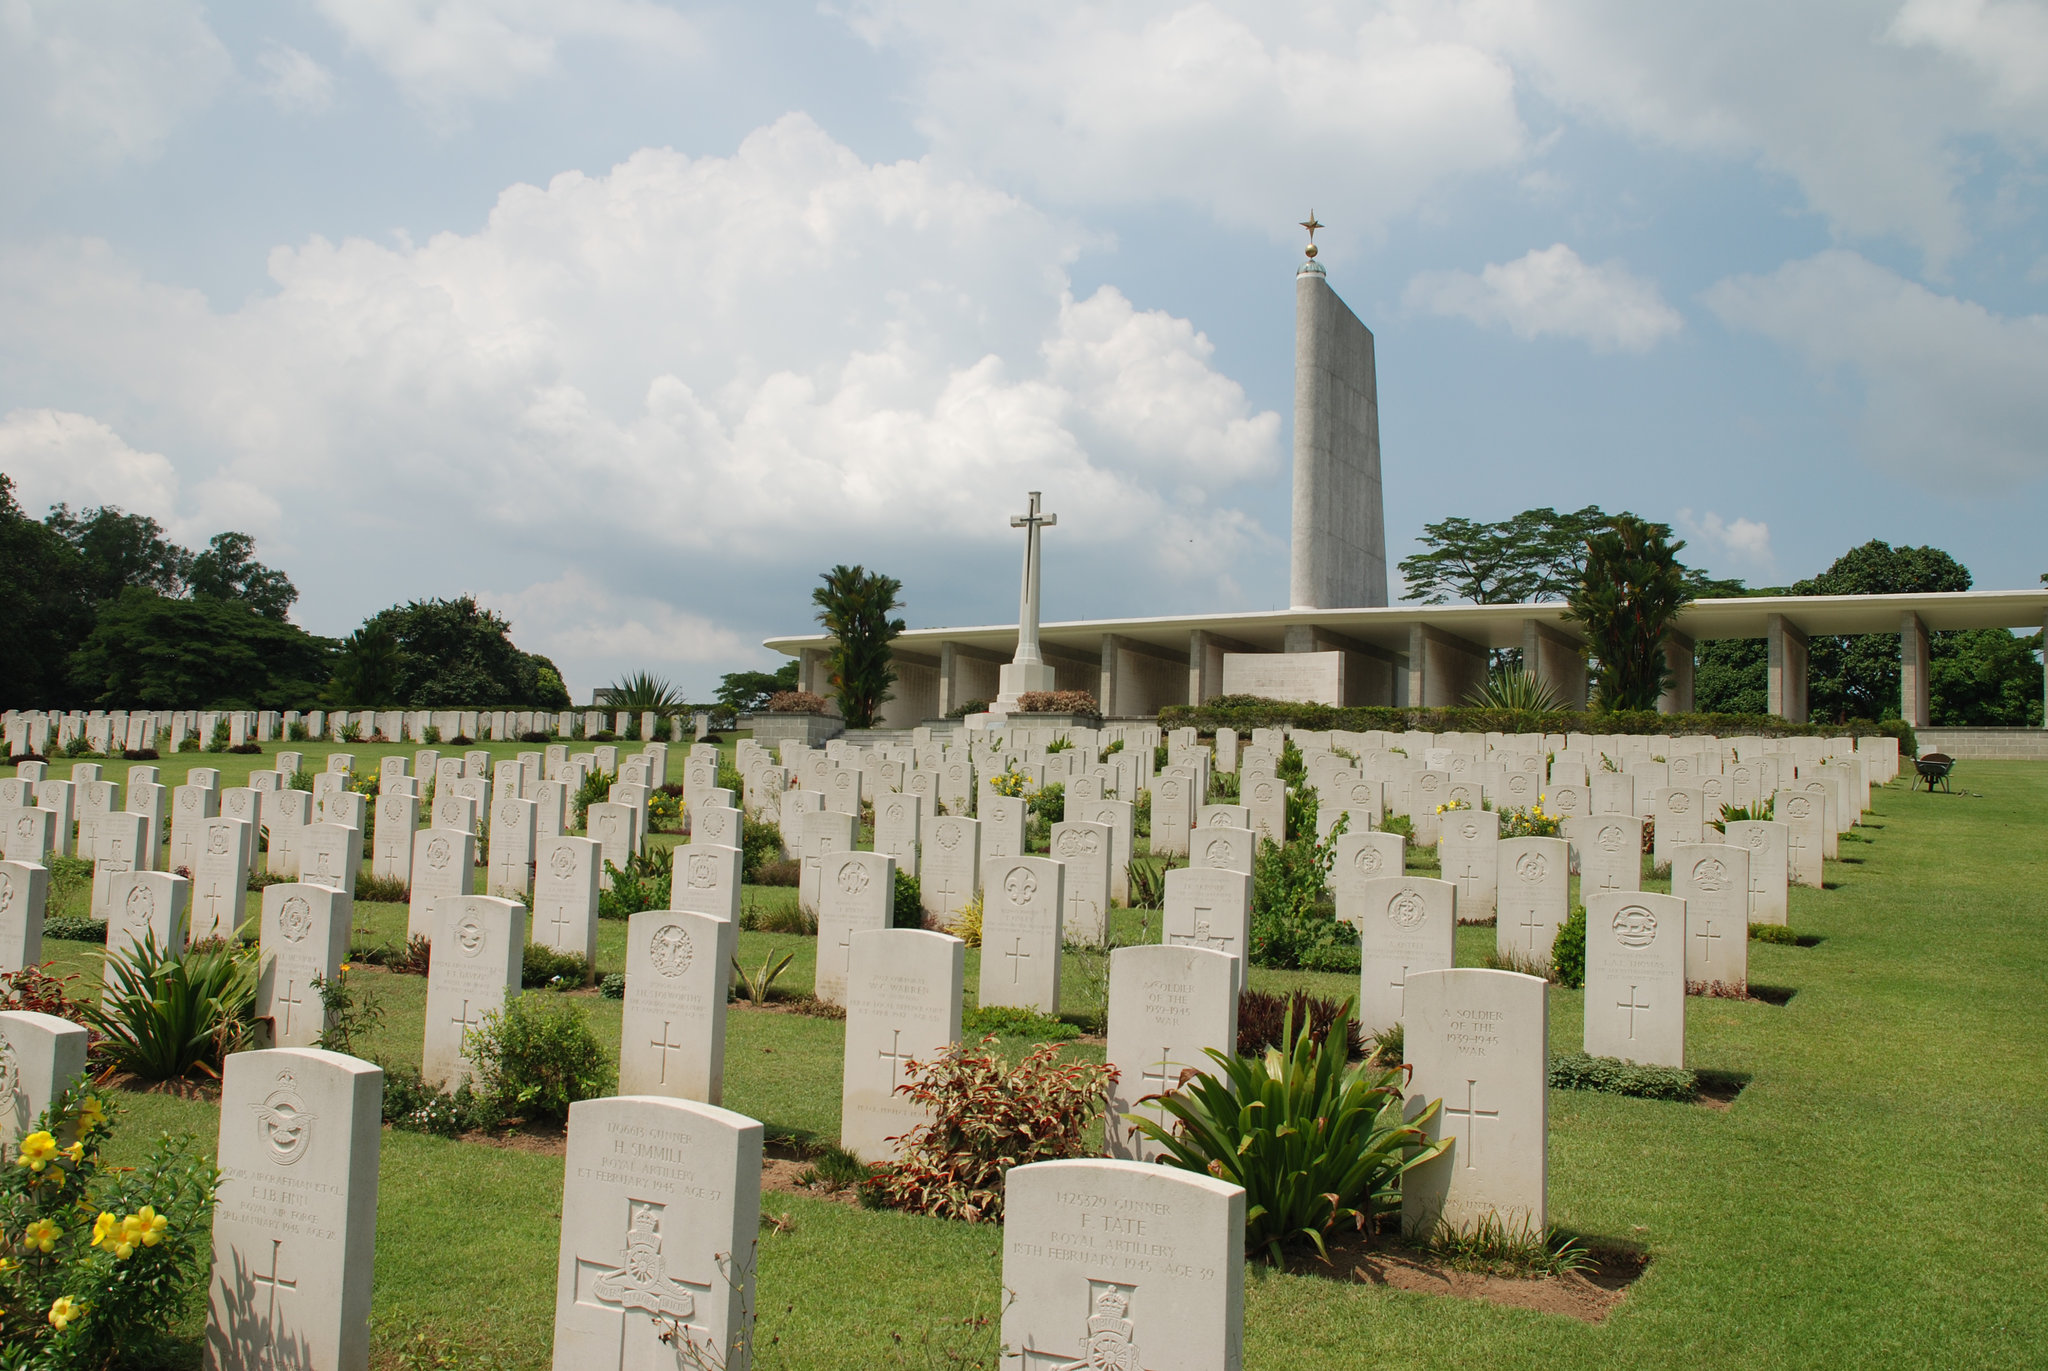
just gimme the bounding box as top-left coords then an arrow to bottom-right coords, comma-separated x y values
1299,211 -> 1323,260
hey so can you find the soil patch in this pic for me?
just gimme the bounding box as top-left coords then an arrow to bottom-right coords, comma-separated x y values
455,1117 -> 567,1155
106,1072 -> 222,1103
1300,1233 -> 1647,1323
759,1156 -> 865,1209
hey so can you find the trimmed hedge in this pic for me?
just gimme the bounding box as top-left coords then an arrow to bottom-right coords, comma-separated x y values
1158,696 -> 1915,756
1548,1051 -> 1698,1101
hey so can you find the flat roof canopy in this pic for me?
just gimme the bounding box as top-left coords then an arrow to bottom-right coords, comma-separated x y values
764,589 -> 2048,659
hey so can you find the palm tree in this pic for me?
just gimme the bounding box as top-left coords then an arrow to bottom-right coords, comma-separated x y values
1565,516 -> 1693,712
811,565 -> 905,728
603,672 -> 687,716
1465,669 -> 1567,713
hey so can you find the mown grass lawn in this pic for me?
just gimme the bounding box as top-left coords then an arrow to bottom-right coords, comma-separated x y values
32,746 -> 2048,1367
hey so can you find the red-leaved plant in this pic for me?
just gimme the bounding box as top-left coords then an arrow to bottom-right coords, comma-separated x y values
863,1037 -> 1116,1222
765,691 -> 831,715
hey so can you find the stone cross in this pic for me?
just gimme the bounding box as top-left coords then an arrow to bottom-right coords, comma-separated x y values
1008,490 -> 1057,671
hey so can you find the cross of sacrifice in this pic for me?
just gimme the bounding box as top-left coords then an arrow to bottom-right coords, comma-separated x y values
650,1021 -> 686,1085
1444,1080 -> 1501,1170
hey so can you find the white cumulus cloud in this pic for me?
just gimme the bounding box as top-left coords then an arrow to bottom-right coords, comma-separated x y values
842,1 -> 1527,237
1704,248 -> 2048,489
315,0 -> 697,113
1405,243 -> 1682,351
0,115 -> 1283,687
0,409 -> 181,522
1676,508 -> 1774,575
257,43 -> 337,115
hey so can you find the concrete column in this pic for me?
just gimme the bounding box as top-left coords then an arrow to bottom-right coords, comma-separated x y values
1187,631 -> 1220,707
1899,612 -> 1930,729
1658,630 -> 1695,715
1289,264 -> 1387,609
1099,634 -> 1126,718
1407,623 -> 1489,708
936,642 -> 960,719
1767,614 -> 1809,723
1522,619 -> 1588,710
799,647 -> 834,708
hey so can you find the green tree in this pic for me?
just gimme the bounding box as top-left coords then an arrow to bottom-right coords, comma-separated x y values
68,588 -> 336,708
811,564 -> 904,728
1930,628 -> 2044,726
0,475 -> 92,705
347,596 -> 570,708
1693,638 -> 1769,715
326,623 -> 403,705
1796,541 -> 1971,722
602,672 -> 685,715
43,503 -> 189,603
715,662 -> 800,716
185,531 -> 299,620
1567,516 -> 1693,712
1398,505 -> 1613,605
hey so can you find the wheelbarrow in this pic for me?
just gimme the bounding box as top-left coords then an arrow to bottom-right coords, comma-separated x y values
1914,753 -> 1955,793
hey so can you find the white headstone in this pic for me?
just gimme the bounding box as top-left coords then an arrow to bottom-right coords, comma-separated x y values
1772,788 -> 1826,888
488,796 -> 537,898
1401,968 -> 1548,1237
258,883 -> 351,1049
104,871 -> 188,985
0,1009 -> 87,1147
296,823 -> 362,896
841,927 -> 964,1163
550,1095 -> 760,1371
0,861 -> 49,973
1583,891 -> 1686,1068
1356,876 -> 1456,1034
980,794 -> 1026,862
1495,837 -> 1570,970
796,809 -> 857,915
669,843 -> 742,925
1105,944 -> 1239,1162
1079,798 -> 1135,905
1050,819 -> 1113,944
206,1048 -> 382,1371
3,807 -> 54,866
1001,1159 -> 1244,1371
978,856 -> 1064,1012
406,828 -> 476,942
1162,867 -> 1252,965
920,814 -> 980,925
1723,819 -> 1790,925
621,910 -> 736,1103
422,896 -> 525,1089
1564,814 -> 1644,897
1437,808 -> 1500,920
817,851 -> 896,1007
1672,843 -> 1749,992
532,836 -> 601,963
191,817 -> 253,940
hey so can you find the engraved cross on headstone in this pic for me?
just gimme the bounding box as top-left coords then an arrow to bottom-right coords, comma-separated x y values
547,901 -> 574,944
1005,937 -> 1030,984
1693,920 -> 1722,964
1618,985 -> 1650,1039
450,999 -> 484,1059
1518,911 -> 1545,950
877,1029 -> 912,1085
276,979 -> 305,1037
1390,964 -> 1410,1015
650,1021 -> 686,1085
251,1237 -> 298,1364
1444,1079 -> 1500,1170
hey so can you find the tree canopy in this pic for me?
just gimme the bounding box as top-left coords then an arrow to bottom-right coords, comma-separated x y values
1398,505 -> 1614,606
1566,516 -> 1693,712
716,662 -> 800,717
327,596 -> 569,708
812,565 -> 904,728
67,588 -> 335,709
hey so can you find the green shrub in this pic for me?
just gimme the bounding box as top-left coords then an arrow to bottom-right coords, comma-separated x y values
354,871 -> 408,903
46,855 -> 93,914
893,869 -> 924,928
1547,1051 -> 1698,1102
1134,1000 -> 1446,1264
83,933 -> 259,1081
42,916 -> 105,944
1208,770 -> 1241,803
311,965 -> 384,1056
1424,1210 -> 1594,1277
421,724 -> 442,745
1249,826 -> 1356,972
522,941 -> 590,988
863,1038 -> 1114,1222
1750,923 -> 1804,945
380,1063 -> 493,1136
1551,905 -> 1587,989
740,816 -> 785,880
571,768 -> 616,831
465,995 -> 614,1122
206,718 -> 230,752
599,847 -> 672,920
1132,789 -> 1151,837
1027,781 -> 1064,826
1125,855 -> 1179,910
1236,988 -> 1362,1058
752,857 -> 800,887
0,1083 -> 218,1366
599,972 -> 627,999
960,1005 -> 1080,1041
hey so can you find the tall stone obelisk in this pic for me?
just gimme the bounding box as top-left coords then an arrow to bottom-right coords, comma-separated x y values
1289,215 -> 1387,609
992,491 -> 1058,714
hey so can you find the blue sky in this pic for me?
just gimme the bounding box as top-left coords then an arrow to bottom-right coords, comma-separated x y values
1,1 -> 2043,699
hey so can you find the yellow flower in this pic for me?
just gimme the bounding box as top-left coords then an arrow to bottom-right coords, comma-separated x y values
0,1256 -> 15,1273
23,1218 -> 59,1253
16,1132 -> 56,1171
134,1206 -> 168,1247
47,1295 -> 81,1330
339,963 -> 353,973
76,1098 -> 106,1131
63,1143 -> 83,1163
90,1213 -> 117,1250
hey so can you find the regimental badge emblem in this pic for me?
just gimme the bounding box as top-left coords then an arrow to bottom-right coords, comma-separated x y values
1203,839 -> 1231,868
837,861 -> 870,895
427,837 -> 452,870
1746,828 -> 1766,850
455,912 -> 485,957
1598,824 -> 1624,852
279,895 -> 312,943
1612,904 -> 1658,946
550,846 -> 576,877
1387,890 -> 1427,928
1354,847 -> 1383,875
0,874 -> 11,916
1053,1280 -> 1144,1371
125,883 -> 155,924
0,1039 -> 18,1104
936,825 -> 961,852
1459,820 -> 1480,842
1692,857 -> 1728,892
649,923 -> 693,978
385,796 -> 405,820
1004,865 -> 1038,906
499,803 -> 520,827
1515,852 -> 1548,884
253,1070 -> 315,1166
688,855 -> 715,889
208,826 -> 230,855
1669,793 -> 1692,814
